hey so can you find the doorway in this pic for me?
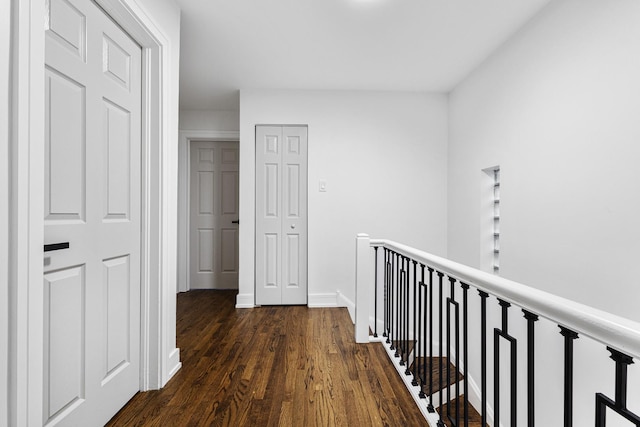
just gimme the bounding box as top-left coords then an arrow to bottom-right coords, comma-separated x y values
188,141 -> 240,289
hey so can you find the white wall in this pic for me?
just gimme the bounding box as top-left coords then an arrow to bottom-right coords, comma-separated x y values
239,90 -> 448,309
449,0 -> 640,424
180,109 -> 239,132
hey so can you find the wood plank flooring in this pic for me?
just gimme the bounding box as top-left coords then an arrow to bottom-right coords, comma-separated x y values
106,290 -> 428,426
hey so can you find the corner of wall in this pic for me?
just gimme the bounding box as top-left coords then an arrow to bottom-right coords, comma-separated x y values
336,291 -> 355,323
235,293 -> 255,308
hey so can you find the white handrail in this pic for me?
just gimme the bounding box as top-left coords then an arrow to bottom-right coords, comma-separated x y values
365,237 -> 640,359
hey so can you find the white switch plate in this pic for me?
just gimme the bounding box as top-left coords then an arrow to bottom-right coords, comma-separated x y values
319,180 -> 327,192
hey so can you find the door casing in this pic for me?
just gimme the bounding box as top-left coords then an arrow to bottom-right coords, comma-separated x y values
177,130 -> 240,293
8,0 -> 180,425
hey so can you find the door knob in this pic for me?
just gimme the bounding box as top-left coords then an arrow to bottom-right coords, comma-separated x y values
290,224 -> 295,229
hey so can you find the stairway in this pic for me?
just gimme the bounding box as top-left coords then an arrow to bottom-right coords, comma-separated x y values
407,354 -> 485,426
438,396 -> 485,427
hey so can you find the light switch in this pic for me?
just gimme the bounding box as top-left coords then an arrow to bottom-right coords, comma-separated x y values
319,180 -> 327,192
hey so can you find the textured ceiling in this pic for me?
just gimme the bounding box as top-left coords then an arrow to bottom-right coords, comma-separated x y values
175,0 -> 552,110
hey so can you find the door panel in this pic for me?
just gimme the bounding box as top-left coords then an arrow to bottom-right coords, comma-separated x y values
45,68 -> 85,221
48,0 -> 86,60
255,126 -> 307,305
199,229 -> 215,272
44,0 -> 141,425
43,266 -> 85,421
281,127 -> 308,304
189,141 -> 239,289
103,255 -> 130,379
103,99 -> 131,220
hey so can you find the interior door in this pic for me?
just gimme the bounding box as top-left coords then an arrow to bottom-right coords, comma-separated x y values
43,0 -> 141,425
255,126 -> 308,305
189,141 -> 239,289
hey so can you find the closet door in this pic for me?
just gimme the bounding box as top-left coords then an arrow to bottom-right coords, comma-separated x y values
255,126 -> 307,305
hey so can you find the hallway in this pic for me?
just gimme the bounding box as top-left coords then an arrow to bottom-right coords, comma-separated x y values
107,291 -> 426,426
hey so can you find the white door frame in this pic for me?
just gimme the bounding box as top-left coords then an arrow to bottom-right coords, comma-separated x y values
1,1 -> 11,425
8,1 -> 180,425
178,130 -> 240,293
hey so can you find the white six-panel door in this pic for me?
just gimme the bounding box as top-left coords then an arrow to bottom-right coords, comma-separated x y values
189,141 -> 240,289
43,0 -> 141,425
255,126 -> 308,305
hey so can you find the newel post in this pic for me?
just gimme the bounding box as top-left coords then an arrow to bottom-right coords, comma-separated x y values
355,233 -> 372,343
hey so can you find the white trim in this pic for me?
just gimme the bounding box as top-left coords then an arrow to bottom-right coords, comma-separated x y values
337,291 -> 355,323
11,1 -> 46,424
177,130 -> 240,293
10,0 -> 180,423
355,234 -> 372,343
466,373 -> 495,427
0,1 -> 11,424
235,293 -> 255,308
308,292 -> 339,308
370,238 -> 640,358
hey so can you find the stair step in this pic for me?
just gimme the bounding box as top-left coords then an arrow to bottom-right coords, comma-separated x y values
437,395 -> 486,427
391,339 -> 416,354
409,357 -> 463,390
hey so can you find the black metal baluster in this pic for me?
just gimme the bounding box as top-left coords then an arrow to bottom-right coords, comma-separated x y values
398,255 -> 407,366
373,246 -> 379,337
446,278 -> 452,421
390,252 -> 396,349
595,347 -> 640,426
391,252 -> 398,352
386,249 -> 392,342
384,249 -> 389,340
523,310 -> 539,427
461,282 -> 470,427
403,256 -> 408,363
410,260 -> 418,378
396,255 -> 407,366
437,271 -> 445,427
428,267 -> 435,413
418,264 -> 427,397
494,299 -> 517,427
394,255 -> 404,365
404,258 -> 411,375
478,290 -> 488,426
559,326 -> 578,427
445,276 -> 460,426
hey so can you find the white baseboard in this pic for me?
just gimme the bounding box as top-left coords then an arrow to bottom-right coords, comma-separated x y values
369,315 -> 384,336
164,348 -> 182,387
465,371 -> 495,427
308,292 -> 338,307
235,293 -> 255,308
336,291 -> 355,323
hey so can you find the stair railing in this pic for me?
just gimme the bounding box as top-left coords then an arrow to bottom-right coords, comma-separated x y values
354,234 -> 640,427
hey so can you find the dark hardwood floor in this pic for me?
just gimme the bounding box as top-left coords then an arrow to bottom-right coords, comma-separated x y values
106,290 -> 428,426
